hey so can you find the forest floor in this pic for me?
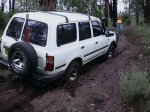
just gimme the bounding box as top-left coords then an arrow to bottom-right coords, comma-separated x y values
0,34 -> 149,112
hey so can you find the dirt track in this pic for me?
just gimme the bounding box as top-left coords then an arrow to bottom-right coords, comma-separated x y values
0,35 -> 146,112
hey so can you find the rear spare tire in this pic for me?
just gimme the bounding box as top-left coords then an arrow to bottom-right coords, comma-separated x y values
8,42 -> 38,77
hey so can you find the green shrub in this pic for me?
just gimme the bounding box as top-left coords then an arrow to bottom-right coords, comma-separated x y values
4,11 -> 15,23
120,67 -> 150,103
0,12 -> 5,30
131,24 -> 150,56
91,10 -> 102,19
133,24 -> 150,45
144,101 -> 150,112
39,5 -> 45,11
0,11 -> 16,35
0,30 -> 3,36
121,12 -> 132,25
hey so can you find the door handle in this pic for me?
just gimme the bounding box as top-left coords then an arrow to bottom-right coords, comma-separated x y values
95,41 -> 98,44
81,46 -> 85,49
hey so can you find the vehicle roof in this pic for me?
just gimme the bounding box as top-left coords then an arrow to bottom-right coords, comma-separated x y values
13,11 -> 101,24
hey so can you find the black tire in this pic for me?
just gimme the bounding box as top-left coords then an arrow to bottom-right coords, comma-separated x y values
104,44 -> 115,59
8,42 -> 38,77
65,61 -> 81,82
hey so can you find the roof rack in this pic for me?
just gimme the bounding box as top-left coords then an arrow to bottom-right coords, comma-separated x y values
52,10 -> 91,21
48,12 -> 69,23
53,9 -> 73,13
28,10 -> 38,12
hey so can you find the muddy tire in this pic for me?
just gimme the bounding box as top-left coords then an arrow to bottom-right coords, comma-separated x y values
105,44 -> 115,59
8,42 -> 38,77
65,61 -> 81,82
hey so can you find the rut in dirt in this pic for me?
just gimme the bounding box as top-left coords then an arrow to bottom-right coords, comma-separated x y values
0,35 -> 143,112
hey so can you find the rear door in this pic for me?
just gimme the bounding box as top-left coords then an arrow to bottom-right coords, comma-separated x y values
21,19 -> 48,71
78,21 -> 95,64
91,21 -> 109,57
1,17 -> 25,60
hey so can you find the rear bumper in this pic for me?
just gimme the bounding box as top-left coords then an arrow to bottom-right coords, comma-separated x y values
0,58 -> 65,83
0,58 -> 9,67
32,71 -> 66,83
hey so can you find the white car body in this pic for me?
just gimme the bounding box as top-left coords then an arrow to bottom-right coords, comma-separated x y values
0,11 -> 118,82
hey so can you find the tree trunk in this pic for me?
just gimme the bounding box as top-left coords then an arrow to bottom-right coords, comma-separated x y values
109,1 -> 113,19
9,0 -> 11,11
44,0 -> 57,11
129,0 -> 131,14
136,10 -> 139,25
25,0 -> 28,12
140,0 -> 147,23
104,0 -> 109,27
12,0 -> 15,11
135,1 -> 139,25
113,0 -> 117,27
1,0 -> 4,12
146,0 -> 150,23
39,0 -> 44,6
81,0 -> 83,13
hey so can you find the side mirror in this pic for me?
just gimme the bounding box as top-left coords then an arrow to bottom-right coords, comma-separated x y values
102,17 -> 107,22
105,29 -> 109,37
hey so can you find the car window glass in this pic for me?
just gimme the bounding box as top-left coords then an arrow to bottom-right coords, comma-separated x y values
79,21 -> 91,41
22,20 -> 48,47
91,21 -> 103,37
6,17 -> 25,39
57,23 -> 77,46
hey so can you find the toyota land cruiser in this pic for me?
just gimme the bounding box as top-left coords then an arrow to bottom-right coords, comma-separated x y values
0,11 -> 119,83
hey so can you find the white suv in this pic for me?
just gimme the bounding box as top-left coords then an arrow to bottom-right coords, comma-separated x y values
0,11 -> 119,83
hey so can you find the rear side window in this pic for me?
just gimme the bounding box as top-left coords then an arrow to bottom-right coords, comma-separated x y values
79,21 -> 91,41
91,21 -> 103,37
57,23 -> 77,46
6,17 -> 25,39
22,20 -> 48,47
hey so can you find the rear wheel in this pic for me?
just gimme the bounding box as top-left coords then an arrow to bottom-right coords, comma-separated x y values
65,61 -> 81,82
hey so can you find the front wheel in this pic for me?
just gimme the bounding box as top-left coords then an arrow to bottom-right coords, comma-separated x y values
104,44 -> 115,59
65,61 -> 81,82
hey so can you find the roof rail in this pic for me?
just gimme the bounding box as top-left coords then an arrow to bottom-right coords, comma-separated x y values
28,10 -> 38,12
48,12 -> 69,23
53,9 -> 73,13
53,10 -> 91,21
87,14 -> 91,20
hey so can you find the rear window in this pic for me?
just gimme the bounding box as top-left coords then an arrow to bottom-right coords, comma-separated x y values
6,17 -> 25,39
22,19 -> 48,47
57,23 -> 77,46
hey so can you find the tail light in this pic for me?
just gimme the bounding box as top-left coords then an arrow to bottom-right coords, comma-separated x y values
45,54 -> 54,71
